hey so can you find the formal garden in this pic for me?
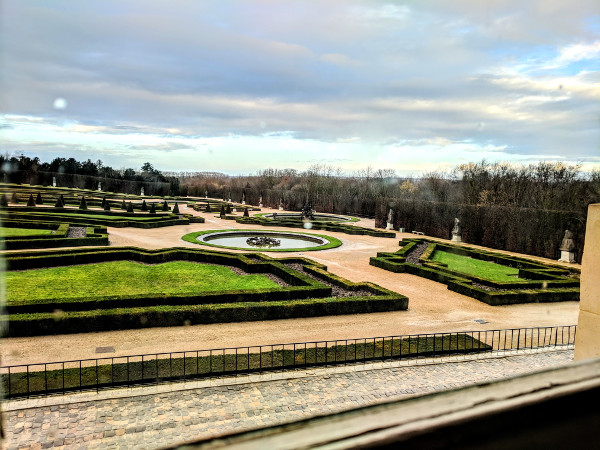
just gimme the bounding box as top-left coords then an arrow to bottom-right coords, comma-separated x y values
370,238 -> 580,305
4,247 -> 408,337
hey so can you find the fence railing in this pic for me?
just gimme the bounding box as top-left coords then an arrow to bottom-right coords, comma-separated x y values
1,325 -> 576,399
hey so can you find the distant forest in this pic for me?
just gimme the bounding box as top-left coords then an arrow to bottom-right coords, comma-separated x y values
2,154 -> 598,261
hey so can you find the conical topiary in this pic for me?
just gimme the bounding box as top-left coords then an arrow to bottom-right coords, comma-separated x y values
79,196 -> 88,210
172,202 -> 180,214
205,203 -> 211,212
243,207 -> 249,217
141,200 -> 148,211
104,200 -> 111,211
220,205 -> 226,218
101,197 -> 106,208
36,193 -> 43,204
0,194 -> 8,207
127,202 -> 134,213
121,199 -> 127,210
54,195 -> 64,208
225,203 -> 231,214
11,192 -> 18,203
162,200 -> 169,211
149,202 -> 156,214
28,194 -> 36,207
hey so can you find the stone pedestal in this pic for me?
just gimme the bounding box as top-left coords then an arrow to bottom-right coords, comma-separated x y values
451,234 -> 462,243
242,201 -> 246,205
386,222 -> 394,230
259,203 -> 263,208
279,206 -> 284,211
559,250 -> 576,263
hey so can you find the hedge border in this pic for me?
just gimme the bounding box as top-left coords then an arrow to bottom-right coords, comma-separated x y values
370,238 -> 579,305
234,216 -> 395,238
0,221 -> 109,250
3,246 -> 408,336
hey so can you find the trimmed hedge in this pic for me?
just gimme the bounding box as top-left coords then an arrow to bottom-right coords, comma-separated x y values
370,238 -> 579,305
3,247 -> 409,336
235,215 -> 395,238
0,222 -> 109,250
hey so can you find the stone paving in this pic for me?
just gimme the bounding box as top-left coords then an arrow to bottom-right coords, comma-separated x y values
1,350 -> 573,449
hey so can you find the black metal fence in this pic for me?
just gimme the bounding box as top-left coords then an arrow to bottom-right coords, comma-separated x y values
1,325 -> 576,399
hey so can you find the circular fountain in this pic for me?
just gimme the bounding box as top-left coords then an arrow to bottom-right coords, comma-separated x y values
183,230 -> 342,251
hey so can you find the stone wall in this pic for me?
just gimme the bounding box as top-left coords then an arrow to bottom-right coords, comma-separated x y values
575,203 -> 600,360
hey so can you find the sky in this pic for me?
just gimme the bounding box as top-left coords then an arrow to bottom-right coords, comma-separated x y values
1,0 -> 599,175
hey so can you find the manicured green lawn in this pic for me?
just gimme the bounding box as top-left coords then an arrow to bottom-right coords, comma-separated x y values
431,250 -> 520,282
0,227 -> 53,237
7,261 -> 281,304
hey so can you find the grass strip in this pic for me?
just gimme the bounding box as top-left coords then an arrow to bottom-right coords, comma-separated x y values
2,334 -> 490,397
431,250 -> 520,282
7,261 -> 281,304
0,227 -> 53,237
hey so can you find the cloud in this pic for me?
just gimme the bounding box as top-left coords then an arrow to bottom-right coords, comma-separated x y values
1,0 -> 598,173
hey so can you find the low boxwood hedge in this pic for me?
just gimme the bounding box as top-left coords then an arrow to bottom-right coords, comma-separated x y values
3,246 -> 409,336
370,238 -> 579,305
234,216 -> 396,238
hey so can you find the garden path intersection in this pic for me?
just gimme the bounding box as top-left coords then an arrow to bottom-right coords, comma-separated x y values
2,350 -> 573,449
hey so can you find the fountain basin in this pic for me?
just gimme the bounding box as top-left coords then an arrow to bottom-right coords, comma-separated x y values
182,229 -> 342,251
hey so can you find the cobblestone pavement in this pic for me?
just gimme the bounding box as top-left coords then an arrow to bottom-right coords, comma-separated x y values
2,350 -> 573,449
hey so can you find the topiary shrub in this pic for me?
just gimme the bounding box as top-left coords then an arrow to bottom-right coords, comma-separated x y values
35,193 -> 43,205
121,199 -> 127,210
141,200 -> 148,212
79,196 -> 88,210
54,196 -> 64,208
243,208 -> 249,217
104,201 -> 111,211
127,202 -> 134,213
11,192 -> 18,203
226,204 -> 232,214
205,203 -> 211,212
28,194 -> 36,207
172,203 -> 180,214
220,205 -> 226,218
149,203 -> 156,214
162,200 -> 169,211
0,194 -> 8,207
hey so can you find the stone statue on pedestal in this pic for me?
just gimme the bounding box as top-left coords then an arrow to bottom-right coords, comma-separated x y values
451,217 -> 462,242
558,230 -> 576,263
386,209 -> 394,230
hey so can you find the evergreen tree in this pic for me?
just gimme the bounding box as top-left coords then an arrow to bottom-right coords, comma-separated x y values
243,207 -> 249,217
205,203 -> 211,212
54,195 -> 64,208
127,202 -> 134,213
104,200 -> 111,211
0,194 -> 7,207
36,193 -> 43,204
101,197 -> 106,208
11,192 -> 18,203
121,199 -> 127,209
27,194 -> 36,207
162,200 -> 169,211
172,202 -> 180,214
220,205 -> 226,218
79,196 -> 88,210
149,202 -> 156,214
141,200 -> 148,211
226,203 -> 231,214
